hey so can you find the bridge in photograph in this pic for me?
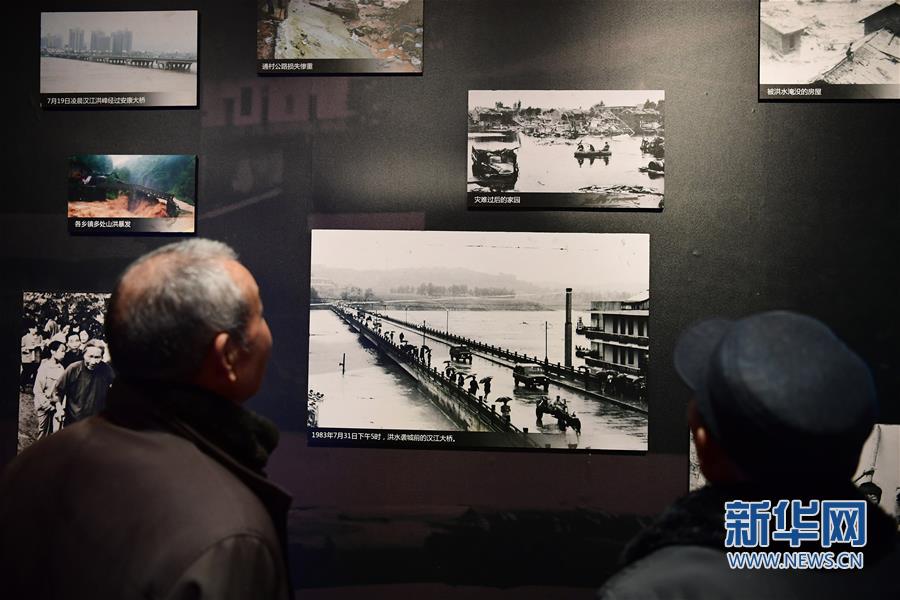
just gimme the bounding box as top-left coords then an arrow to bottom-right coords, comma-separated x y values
326,304 -> 648,450
331,306 -> 539,446
42,50 -> 196,72
363,308 -> 647,414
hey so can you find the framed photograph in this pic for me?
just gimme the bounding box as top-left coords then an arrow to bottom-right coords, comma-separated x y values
68,155 -> 197,234
257,0 -> 423,74
40,11 -> 198,108
308,230 -> 649,452
759,1 -> 900,101
690,424 -> 900,522
19,292 -> 113,452
467,90 -> 665,210
854,424 -> 900,524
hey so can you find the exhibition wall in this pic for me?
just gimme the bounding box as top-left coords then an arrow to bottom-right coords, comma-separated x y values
2,0 -> 898,588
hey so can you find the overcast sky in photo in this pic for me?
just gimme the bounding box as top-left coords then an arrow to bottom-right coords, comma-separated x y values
41,11 -> 198,54
311,230 -> 649,291
469,90 -> 665,111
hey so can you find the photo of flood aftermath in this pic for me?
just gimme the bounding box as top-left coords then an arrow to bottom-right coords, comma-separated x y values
257,0 -> 423,73
68,155 -> 196,234
467,90 -> 665,210
40,11 -> 198,107
759,1 -> 899,100
308,230 -> 649,451
19,292 -> 113,453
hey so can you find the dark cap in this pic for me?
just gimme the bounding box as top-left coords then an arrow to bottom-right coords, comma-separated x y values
675,311 -> 877,483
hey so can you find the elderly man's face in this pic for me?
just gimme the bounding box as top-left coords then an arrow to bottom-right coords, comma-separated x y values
83,347 -> 104,371
225,260 -> 272,403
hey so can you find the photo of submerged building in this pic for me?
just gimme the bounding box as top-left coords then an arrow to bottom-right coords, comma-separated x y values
576,291 -> 649,402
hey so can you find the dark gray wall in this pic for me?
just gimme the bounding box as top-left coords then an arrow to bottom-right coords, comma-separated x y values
2,0 -> 897,517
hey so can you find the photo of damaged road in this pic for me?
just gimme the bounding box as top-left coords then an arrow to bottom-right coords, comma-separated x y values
258,0 -> 423,72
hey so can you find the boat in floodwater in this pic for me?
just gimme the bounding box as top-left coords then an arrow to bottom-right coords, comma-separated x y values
471,147 -> 519,188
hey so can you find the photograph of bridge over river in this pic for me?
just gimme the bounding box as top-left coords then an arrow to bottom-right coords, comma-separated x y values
67,155 -> 196,234
40,11 -> 198,107
308,230 -> 649,452
468,90 -> 665,210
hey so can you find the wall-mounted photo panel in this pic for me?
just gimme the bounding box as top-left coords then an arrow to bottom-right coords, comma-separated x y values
68,155 -> 197,234
19,292 -> 113,453
467,90 -> 665,210
40,11 -> 198,108
854,424 -> 900,525
690,424 -> 900,525
759,1 -> 900,100
257,0 -> 423,74
308,230 -> 649,452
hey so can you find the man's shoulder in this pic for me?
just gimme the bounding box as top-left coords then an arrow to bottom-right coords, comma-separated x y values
61,360 -> 84,375
6,416 -> 276,536
1,417 -> 287,599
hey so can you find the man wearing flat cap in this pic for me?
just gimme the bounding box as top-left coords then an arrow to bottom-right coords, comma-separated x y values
599,311 -> 899,600
0,239 -> 291,599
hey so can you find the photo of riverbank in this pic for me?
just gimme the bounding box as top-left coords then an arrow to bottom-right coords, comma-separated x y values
308,230 -> 649,452
40,11 -> 198,107
467,90 -> 665,210
257,0 -> 423,73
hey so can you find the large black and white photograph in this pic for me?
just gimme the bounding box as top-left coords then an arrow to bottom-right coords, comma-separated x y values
257,0 -> 423,74
18,292 -> 114,452
759,1 -> 900,100
308,230 -> 649,451
40,11 -> 198,108
467,90 -> 665,210
68,155 -> 197,234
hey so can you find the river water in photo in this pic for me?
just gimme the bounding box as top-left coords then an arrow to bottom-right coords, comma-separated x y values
308,309 -> 647,450
467,133 -> 662,193
41,57 -> 197,104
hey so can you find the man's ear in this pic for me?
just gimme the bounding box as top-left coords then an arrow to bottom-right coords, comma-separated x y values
690,400 -> 746,484
212,332 -> 238,382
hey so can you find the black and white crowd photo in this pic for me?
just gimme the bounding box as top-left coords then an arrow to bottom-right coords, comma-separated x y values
467,90 -> 665,209
18,292 -> 114,452
308,230 -> 649,451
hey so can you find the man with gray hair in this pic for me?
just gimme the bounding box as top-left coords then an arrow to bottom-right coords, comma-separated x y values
0,239 -> 291,600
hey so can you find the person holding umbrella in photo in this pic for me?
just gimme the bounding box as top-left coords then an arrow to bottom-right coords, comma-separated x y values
480,376 -> 492,400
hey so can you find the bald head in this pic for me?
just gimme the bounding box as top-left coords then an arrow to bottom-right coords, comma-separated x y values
106,239 -> 252,383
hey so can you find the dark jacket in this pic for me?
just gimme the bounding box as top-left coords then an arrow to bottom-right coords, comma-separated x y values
0,381 -> 292,600
598,484 -> 900,600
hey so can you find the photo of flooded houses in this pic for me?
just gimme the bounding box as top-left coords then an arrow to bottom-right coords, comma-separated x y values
257,0 -> 423,73
18,292 -> 113,453
307,230 -> 649,451
40,11 -> 198,107
467,90 -> 665,210
68,155 -> 196,234
759,1 -> 900,99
